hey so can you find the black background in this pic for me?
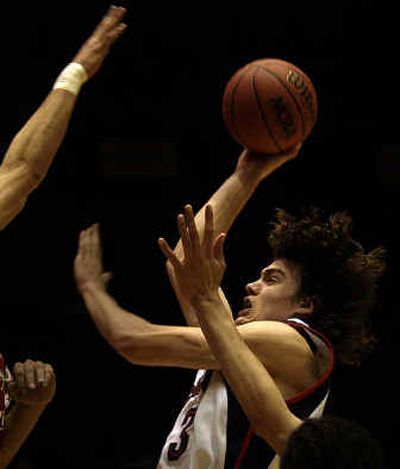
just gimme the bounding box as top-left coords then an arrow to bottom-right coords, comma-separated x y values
0,1 -> 399,467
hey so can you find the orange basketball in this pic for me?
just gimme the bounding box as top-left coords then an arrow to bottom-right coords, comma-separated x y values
222,58 -> 318,154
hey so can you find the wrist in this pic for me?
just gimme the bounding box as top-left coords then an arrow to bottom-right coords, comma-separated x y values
78,279 -> 107,295
14,400 -> 49,411
190,290 -> 222,309
53,62 -> 88,96
234,164 -> 267,188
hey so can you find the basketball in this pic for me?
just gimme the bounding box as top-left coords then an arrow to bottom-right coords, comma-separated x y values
222,58 -> 318,154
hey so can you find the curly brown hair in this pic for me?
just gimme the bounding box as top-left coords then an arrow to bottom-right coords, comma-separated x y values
268,207 -> 386,366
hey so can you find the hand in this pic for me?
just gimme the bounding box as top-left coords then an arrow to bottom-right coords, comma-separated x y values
8,360 -> 56,407
235,143 -> 302,183
74,223 -> 113,293
73,5 -> 127,79
158,204 -> 226,303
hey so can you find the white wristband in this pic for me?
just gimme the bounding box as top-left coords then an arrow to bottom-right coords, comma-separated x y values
53,62 -> 88,96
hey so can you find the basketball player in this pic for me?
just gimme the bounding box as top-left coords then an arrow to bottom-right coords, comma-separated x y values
0,6 -> 127,466
159,203 -> 385,469
74,146 -> 385,467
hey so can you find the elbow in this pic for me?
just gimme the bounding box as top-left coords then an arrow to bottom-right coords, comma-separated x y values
253,424 -> 288,456
111,332 -> 143,365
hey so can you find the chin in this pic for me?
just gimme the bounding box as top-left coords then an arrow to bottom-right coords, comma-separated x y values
235,315 -> 253,326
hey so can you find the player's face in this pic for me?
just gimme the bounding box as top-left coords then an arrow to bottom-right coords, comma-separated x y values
235,258 -> 304,325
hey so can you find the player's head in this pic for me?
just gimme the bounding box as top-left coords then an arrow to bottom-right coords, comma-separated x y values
280,416 -> 384,469
238,207 -> 386,366
236,258 -> 307,325
267,207 -> 386,366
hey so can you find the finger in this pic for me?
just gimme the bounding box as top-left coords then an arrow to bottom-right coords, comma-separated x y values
107,22 -> 128,44
92,223 -> 102,258
24,360 -> 36,390
34,361 -> 45,387
177,213 -> 191,258
203,204 -> 214,258
13,362 -> 25,389
213,233 -> 226,263
158,238 -> 182,270
93,6 -> 127,36
102,272 -> 113,284
43,364 -> 55,387
79,227 -> 92,258
87,224 -> 98,259
184,205 -> 200,252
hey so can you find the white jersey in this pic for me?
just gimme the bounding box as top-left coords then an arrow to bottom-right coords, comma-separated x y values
157,319 -> 334,469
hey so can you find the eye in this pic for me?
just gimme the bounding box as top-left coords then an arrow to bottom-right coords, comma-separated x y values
262,273 -> 278,284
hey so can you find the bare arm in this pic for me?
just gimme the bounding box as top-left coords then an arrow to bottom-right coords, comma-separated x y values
0,5 -> 127,230
74,224 -> 313,389
159,204 -> 302,455
0,361 -> 56,468
168,146 -> 301,326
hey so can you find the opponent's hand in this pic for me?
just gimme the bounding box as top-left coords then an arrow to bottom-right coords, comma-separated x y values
74,224 -> 112,293
73,5 -> 127,79
236,143 -> 302,183
158,205 -> 226,303
8,360 -> 56,407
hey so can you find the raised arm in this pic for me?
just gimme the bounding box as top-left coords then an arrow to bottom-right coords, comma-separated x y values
0,5 -> 127,230
168,146 -> 301,326
159,204 -> 302,455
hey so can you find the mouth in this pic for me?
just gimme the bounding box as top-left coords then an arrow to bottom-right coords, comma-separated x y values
235,297 -> 254,325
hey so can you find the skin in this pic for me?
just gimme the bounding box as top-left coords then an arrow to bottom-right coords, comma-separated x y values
0,5 -> 127,230
74,146 -> 324,401
0,6 -> 127,467
159,204 -> 302,455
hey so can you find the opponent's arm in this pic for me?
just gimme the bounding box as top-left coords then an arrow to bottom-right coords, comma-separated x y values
168,146 -> 301,326
159,204 -> 301,454
0,5 -> 127,230
0,360 -> 56,468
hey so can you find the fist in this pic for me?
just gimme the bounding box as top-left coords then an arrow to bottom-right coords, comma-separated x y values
8,360 -> 56,407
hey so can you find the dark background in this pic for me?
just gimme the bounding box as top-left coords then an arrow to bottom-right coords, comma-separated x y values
0,0 -> 398,467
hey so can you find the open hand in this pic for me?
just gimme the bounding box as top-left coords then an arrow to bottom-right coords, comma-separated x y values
74,223 -> 112,293
73,5 -> 127,79
158,204 -> 226,303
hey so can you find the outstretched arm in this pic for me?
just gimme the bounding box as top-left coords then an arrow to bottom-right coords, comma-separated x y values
74,223 -> 313,398
0,360 -> 56,468
159,204 -> 302,455
0,5 -> 127,230
168,146 -> 301,326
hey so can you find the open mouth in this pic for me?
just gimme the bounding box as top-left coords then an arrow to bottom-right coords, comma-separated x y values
235,297 -> 253,324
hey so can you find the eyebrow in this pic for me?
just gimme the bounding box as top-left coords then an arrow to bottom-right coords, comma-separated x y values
261,267 -> 286,278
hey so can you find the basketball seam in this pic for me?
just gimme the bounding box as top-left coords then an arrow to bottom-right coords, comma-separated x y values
252,68 -> 283,153
258,64 -> 306,140
229,70 -> 252,149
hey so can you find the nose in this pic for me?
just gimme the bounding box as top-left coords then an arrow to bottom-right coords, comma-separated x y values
245,281 -> 259,295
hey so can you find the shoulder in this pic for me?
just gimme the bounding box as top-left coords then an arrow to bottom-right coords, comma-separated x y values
237,320 -> 319,397
237,319 -> 313,350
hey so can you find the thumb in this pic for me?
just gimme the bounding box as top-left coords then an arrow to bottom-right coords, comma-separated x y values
7,381 -> 17,399
102,272 -> 113,284
213,233 -> 226,263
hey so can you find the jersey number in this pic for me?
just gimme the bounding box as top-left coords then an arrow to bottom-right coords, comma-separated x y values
167,407 -> 197,460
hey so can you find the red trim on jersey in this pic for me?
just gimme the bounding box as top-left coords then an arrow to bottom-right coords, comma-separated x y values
234,427 -> 254,469
284,321 -> 335,405
233,321 -> 334,467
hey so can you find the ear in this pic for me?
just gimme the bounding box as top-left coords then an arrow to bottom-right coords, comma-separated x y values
296,296 -> 315,316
